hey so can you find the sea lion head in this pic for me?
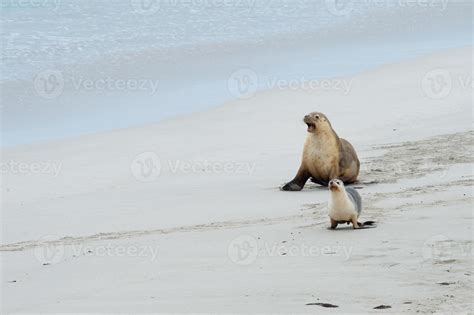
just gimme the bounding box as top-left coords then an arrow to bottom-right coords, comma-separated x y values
303,112 -> 331,133
329,178 -> 344,192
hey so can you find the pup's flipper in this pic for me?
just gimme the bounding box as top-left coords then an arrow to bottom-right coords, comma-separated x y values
327,221 -> 377,230
357,221 -> 377,229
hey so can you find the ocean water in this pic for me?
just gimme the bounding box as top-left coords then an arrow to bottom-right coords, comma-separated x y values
2,0 -> 356,81
1,0 -> 472,146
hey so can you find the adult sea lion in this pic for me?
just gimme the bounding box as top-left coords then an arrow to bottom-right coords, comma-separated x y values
281,112 -> 359,191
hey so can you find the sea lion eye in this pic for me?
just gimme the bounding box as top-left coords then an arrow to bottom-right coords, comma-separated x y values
315,115 -> 320,119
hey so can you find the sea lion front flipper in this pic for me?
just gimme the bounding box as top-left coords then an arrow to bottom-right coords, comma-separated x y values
281,167 -> 310,191
281,182 -> 303,191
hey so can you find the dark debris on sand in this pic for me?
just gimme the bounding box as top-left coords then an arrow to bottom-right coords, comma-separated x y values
306,302 -> 339,308
373,305 -> 392,309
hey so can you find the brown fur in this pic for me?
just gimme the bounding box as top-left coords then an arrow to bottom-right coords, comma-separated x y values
281,112 -> 360,191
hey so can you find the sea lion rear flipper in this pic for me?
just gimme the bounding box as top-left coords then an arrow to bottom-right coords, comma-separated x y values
356,221 -> 377,229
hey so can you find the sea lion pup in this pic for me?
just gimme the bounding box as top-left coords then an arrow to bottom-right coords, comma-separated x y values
281,112 -> 359,191
327,179 -> 375,230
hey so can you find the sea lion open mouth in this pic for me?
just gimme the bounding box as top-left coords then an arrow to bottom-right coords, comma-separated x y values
303,115 -> 316,132
306,123 -> 316,132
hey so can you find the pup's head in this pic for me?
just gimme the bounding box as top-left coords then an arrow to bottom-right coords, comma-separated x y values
303,112 -> 331,133
328,178 -> 344,192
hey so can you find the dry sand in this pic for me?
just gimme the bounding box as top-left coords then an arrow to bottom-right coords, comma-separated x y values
1,47 -> 473,313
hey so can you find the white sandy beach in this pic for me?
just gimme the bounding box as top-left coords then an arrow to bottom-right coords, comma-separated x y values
1,47 -> 473,312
